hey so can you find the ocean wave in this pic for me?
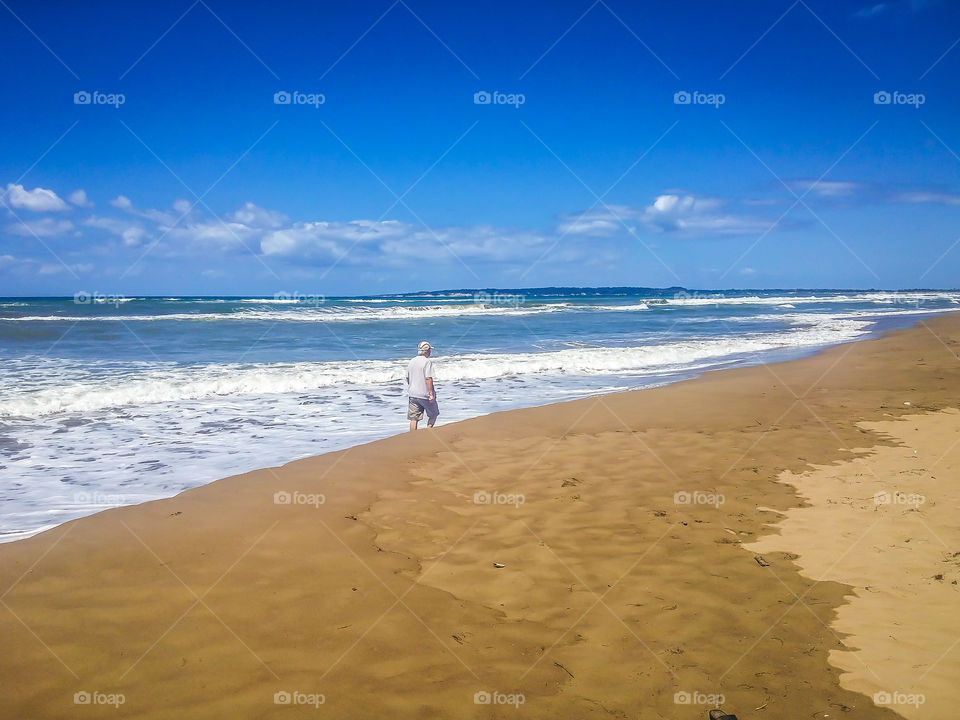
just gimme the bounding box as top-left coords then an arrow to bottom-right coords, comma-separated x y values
666,291 -> 960,307
3,292 -> 958,323
0,317 -> 871,418
0,303 -> 575,323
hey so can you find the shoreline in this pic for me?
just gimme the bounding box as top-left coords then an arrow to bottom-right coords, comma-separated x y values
3,307 -> 954,546
3,313 -> 960,718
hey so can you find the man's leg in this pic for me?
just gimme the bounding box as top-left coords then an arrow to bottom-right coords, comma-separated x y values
408,398 -> 423,431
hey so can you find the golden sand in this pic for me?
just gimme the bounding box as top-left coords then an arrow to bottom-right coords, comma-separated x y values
3,315 -> 960,719
749,409 -> 960,720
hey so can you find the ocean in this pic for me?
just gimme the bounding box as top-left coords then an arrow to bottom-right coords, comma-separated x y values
1,288 -> 957,542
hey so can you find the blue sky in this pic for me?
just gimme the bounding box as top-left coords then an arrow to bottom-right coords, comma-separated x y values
0,0 -> 958,295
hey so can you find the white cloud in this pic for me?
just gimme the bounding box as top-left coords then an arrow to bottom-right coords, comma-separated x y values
261,219 -> 551,265
84,216 -> 149,246
386,225 -> 549,263
643,194 -> 699,230
788,180 -> 860,197
162,220 -> 259,250
558,194 -> 768,237
68,189 -> 93,207
555,210 -> 623,236
262,220 -> 407,258
643,194 -> 769,234
3,183 -> 69,212
142,207 -> 179,225
37,262 -> 92,275
895,191 -> 960,206
227,202 -> 289,229
108,195 -> 185,226
6,217 -> 75,238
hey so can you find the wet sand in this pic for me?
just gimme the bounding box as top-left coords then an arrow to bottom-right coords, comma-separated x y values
2,314 -> 960,719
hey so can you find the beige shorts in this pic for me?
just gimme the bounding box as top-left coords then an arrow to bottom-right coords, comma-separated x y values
407,397 -> 439,421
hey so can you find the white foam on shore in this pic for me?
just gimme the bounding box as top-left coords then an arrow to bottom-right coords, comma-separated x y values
0,316 -> 871,419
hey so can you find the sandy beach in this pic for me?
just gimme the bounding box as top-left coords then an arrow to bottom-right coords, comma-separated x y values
3,314 -> 960,719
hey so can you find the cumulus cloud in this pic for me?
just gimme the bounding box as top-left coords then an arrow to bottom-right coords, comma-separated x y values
162,220 -> 258,249
84,216 -> 149,247
68,189 -> 93,207
644,194 -> 708,231
558,194 -> 769,237
6,217 -> 75,238
262,220 -> 402,258
33,181 -> 959,275
227,202 -> 289,229
86,198 -> 267,253
109,194 -> 186,226
3,184 -> 69,212
261,219 -> 551,265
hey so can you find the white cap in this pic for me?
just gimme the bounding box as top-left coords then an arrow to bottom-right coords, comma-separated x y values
418,340 -> 433,355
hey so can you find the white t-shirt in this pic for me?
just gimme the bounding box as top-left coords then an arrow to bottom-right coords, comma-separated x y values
406,355 -> 434,399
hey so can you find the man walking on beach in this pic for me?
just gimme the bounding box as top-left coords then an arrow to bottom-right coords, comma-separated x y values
406,340 -> 438,431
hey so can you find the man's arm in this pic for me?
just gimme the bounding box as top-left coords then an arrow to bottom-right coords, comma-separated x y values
426,377 -> 435,401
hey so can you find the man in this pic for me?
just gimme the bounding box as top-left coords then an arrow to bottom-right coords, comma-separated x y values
406,340 -> 438,431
